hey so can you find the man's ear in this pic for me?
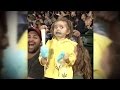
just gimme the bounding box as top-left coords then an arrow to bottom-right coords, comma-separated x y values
40,42 -> 42,46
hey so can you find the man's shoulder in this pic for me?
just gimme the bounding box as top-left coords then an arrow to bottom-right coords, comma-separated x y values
28,59 -> 44,79
28,52 -> 44,79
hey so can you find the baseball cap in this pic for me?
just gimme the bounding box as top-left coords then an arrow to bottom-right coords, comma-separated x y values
28,27 -> 42,40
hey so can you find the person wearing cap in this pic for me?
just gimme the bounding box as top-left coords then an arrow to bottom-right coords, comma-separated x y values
28,27 -> 44,79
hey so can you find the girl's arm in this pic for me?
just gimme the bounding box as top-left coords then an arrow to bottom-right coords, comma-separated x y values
64,46 -> 78,66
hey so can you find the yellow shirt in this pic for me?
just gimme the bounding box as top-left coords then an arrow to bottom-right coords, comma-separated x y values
40,38 -> 77,79
94,33 -> 112,79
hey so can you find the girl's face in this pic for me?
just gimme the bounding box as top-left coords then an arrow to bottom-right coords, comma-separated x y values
53,21 -> 70,39
71,11 -> 76,17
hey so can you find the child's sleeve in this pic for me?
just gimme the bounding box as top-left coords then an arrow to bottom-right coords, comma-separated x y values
67,42 -> 77,66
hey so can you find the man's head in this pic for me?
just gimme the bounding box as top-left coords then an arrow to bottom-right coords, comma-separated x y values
28,28 -> 42,54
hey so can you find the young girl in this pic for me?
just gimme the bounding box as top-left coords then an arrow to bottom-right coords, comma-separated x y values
39,18 -> 77,79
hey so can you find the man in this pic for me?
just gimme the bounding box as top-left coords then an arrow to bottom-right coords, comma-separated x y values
94,11 -> 120,79
28,27 -> 44,79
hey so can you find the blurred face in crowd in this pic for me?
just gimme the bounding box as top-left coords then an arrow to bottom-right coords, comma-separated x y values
28,31 -> 41,53
53,21 -> 70,39
81,14 -> 86,21
38,14 -> 42,18
66,11 -> 69,15
71,11 -> 76,17
85,17 -> 92,27
45,15 -> 49,19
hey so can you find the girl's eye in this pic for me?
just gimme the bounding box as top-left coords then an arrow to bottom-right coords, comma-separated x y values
60,26 -> 63,29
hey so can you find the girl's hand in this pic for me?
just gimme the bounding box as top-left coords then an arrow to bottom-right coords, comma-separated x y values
63,53 -> 70,64
57,52 -> 70,65
40,57 -> 48,66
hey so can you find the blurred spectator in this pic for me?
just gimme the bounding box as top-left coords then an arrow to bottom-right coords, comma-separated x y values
85,16 -> 93,30
27,11 -> 93,35
94,11 -> 120,79
44,15 -> 52,29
